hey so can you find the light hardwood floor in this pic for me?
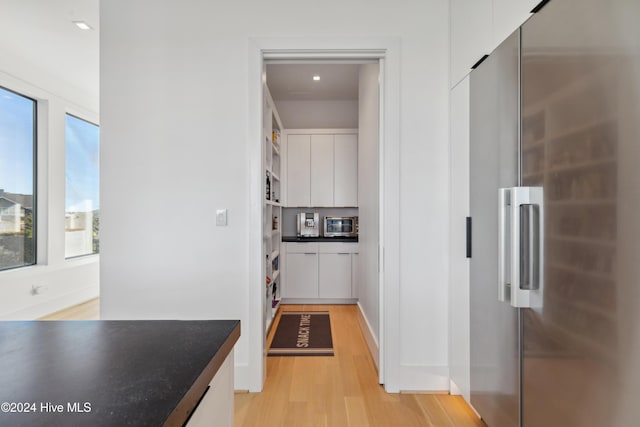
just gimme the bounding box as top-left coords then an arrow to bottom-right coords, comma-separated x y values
235,304 -> 484,427
38,298 -> 100,320
38,300 -> 484,426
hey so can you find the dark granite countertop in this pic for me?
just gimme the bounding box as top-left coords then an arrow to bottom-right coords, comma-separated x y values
0,320 -> 240,427
282,236 -> 358,243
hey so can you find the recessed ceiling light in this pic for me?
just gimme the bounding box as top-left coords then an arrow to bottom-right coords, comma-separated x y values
313,75 -> 321,81
73,21 -> 92,30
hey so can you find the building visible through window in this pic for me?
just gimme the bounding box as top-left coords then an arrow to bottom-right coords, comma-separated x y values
65,114 -> 99,258
0,86 -> 36,270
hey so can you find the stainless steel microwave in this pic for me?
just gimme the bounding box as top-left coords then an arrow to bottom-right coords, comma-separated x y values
323,216 -> 358,237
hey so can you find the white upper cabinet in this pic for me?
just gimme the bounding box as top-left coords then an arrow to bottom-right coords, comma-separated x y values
310,134 -> 334,207
450,0 -> 492,88
334,134 -> 358,207
285,131 -> 358,208
287,134 -> 311,207
492,0 -> 538,48
450,0 -> 539,88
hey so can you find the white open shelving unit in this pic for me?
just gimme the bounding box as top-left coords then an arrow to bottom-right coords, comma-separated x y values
263,85 -> 283,335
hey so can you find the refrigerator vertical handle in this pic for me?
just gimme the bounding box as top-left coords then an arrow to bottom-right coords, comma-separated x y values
498,188 -> 510,302
520,204 -> 540,291
510,187 -> 544,309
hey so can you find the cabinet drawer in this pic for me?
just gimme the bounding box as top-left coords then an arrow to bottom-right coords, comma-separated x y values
318,242 -> 358,254
286,242 -> 319,254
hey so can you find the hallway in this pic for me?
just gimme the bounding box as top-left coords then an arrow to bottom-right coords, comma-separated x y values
235,305 -> 484,427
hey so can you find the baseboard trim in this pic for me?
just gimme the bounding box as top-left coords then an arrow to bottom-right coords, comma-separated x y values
234,363 -> 255,392
399,389 -> 449,395
449,379 -> 462,396
1,286 -> 98,320
356,302 -> 379,371
397,365 -> 450,392
281,298 -> 357,305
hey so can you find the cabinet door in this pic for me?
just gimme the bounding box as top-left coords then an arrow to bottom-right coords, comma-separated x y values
469,31 -> 519,427
319,253 -> 352,298
334,134 -> 358,207
285,253 -> 318,298
287,134 -> 311,207
185,350 -> 234,427
310,134 -> 334,207
351,253 -> 359,299
450,0 -> 492,87
492,0 -> 536,48
449,76 -> 471,400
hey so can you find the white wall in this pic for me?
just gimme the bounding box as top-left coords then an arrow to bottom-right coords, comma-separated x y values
100,0 -> 450,392
357,63 -> 380,368
274,100 -> 358,129
0,70 -> 99,319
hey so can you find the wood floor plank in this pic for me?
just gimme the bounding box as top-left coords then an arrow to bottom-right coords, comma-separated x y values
344,396 -> 370,427
289,356 -> 318,402
284,401 -> 312,427
232,392 -> 254,427
435,395 -> 486,427
416,394 -> 455,427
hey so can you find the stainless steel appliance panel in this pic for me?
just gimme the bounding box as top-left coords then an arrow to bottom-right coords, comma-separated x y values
470,30 -> 521,427
323,216 -> 358,237
297,212 -> 320,237
521,0 -> 640,425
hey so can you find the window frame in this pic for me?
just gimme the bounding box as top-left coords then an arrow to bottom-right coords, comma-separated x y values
64,112 -> 100,259
0,84 -> 37,271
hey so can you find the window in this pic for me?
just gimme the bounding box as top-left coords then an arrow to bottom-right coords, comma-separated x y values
65,114 -> 99,258
0,86 -> 37,270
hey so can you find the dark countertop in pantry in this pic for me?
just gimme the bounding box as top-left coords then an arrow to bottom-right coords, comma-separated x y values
282,236 -> 358,243
0,319 -> 240,427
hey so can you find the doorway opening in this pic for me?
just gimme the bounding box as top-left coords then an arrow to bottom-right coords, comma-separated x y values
249,44 -> 400,393
262,58 -> 380,380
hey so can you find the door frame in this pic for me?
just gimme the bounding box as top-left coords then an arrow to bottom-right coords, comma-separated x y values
247,37 -> 401,392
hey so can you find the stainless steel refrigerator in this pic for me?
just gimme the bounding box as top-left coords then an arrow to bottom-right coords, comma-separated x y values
469,0 -> 640,425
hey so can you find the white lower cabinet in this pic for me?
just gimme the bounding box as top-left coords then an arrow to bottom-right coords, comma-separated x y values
319,253 -> 352,298
284,243 -> 319,299
283,242 -> 358,301
185,349 -> 234,427
286,253 -> 319,298
351,253 -> 359,299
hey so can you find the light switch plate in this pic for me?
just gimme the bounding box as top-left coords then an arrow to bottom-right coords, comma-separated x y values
216,209 -> 227,226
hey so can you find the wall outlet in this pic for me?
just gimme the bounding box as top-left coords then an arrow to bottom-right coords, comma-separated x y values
31,285 -> 48,296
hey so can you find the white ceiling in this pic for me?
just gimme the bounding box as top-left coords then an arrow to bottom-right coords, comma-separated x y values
0,3 -> 360,107
0,0 -> 99,101
266,63 -> 360,101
